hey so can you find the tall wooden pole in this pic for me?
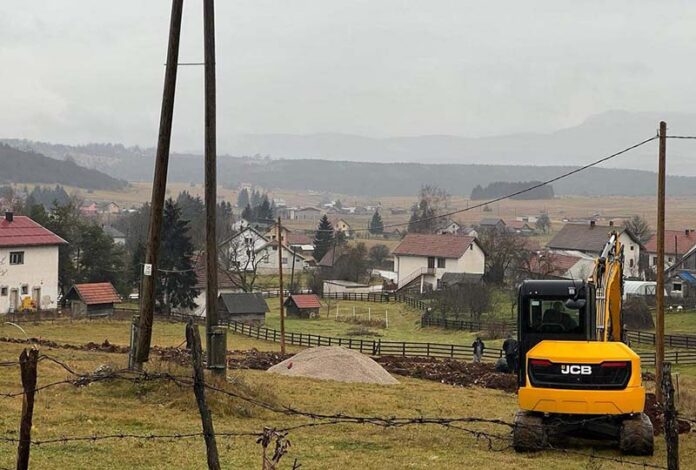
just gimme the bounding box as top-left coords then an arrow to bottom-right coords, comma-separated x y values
135,0 -> 184,367
656,121 -> 667,403
277,217 -> 286,354
16,349 -> 38,470
203,0 -> 225,374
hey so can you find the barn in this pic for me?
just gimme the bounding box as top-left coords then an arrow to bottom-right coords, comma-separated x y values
284,294 -> 322,318
217,292 -> 269,325
64,282 -> 121,317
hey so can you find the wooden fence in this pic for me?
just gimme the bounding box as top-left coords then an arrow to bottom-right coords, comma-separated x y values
420,315 -> 516,332
627,330 -> 696,350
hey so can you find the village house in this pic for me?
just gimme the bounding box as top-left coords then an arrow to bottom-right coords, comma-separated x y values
506,220 -> 534,235
522,250 -> 595,281
80,202 -> 99,217
478,218 -> 506,232
0,212 -> 66,313
293,207 -> 322,222
392,233 -> 486,293
440,220 -> 461,235
644,229 -> 696,270
255,240 -> 307,274
190,254 -> 241,317
547,221 -> 643,278
332,218 -> 352,237
64,282 -> 121,317
103,226 -> 126,245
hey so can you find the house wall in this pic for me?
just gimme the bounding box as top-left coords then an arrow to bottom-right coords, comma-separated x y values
257,245 -> 307,274
222,228 -> 268,269
618,232 -> 641,278
0,245 -> 60,313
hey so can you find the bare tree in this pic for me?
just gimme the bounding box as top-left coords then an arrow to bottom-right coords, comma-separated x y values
219,236 -> 270,292
479,229 -> 531,284
622,215 -> 652,245
407,185 -> 450,234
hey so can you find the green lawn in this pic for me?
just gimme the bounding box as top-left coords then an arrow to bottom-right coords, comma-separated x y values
662,309 -> 696,335
0,319 -> 692,469
264,298 -> 504,348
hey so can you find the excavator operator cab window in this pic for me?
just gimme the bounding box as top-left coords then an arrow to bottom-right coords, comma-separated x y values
525,298 -> 584,335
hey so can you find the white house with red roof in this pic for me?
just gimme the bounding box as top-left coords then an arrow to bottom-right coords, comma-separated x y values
644,229 -> 696,270
0,212 -> 67,313
392,234 -> 485,293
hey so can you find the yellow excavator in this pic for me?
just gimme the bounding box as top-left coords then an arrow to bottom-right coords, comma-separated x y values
513,231 -> 654,455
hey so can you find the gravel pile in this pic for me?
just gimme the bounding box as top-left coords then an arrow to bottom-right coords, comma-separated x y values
267,346 -> 399,384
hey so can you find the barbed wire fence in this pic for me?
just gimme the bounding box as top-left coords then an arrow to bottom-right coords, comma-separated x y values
0,321 -> 675,470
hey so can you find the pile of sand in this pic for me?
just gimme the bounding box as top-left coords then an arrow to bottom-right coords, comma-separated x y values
267,346 -> 398,385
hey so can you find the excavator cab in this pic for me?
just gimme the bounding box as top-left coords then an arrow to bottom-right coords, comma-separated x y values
513,234 -> 654,455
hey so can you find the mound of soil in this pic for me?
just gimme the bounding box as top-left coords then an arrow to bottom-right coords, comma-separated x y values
374,356 -> 518,393
267,347 -> 399,385
644,393 -> 691,435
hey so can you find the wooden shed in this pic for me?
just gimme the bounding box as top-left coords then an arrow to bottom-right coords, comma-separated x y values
283,294 -> 321,318
217,293 -> 269,325
64,282 -> 121,317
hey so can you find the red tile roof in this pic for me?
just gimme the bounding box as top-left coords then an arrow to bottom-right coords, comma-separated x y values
287,294 -> 321,309
393,234 -> 476,258
644,230 -> 696,255
527,252 -> 585,277
72,283 -> 121,305
286,233 -> 313,246
0,216 -> 67,248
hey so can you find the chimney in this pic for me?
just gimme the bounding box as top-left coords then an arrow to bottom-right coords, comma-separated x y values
687,229 -> 691,236
609,220 -> 614,227
590,220 -> 596,228
4,211 -> 13,223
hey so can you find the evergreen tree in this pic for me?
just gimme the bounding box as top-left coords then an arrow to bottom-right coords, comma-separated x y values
176,191 -> 205,248
313,215 -> 335,262
156,199 -> 200,313
369,210 -> 384,234
241,204 -> 253,222
254,195 -> 273,222
250,189 -> 262,208
236,188 -> 250,208
334,199 -> 343,210
77,224 -> 128,294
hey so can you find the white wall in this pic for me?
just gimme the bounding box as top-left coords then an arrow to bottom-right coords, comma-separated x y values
257,244 -> 307,274
619,232 -> 641,278
0,245 -> 60,313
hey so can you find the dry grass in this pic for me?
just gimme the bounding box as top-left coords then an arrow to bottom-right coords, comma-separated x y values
0,319 -> 694,468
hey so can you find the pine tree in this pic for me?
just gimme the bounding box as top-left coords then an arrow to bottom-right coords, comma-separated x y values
313,215 -> 334,262
156,199 -> 200,313
369,210 -> 384,235
241,204 -> 253,222
236,188 -> 250,208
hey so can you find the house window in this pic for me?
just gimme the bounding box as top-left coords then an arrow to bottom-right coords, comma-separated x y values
282,257 -> 288,265
652,256 -> 657,266
437,257 -> 446,269
427,257 -> 435,269
629,259 -> 634,268
9,251 -> 24,265
21,285 -> 28,295
0,287 -> 7,296
245,237 -> 253,244
630,245 -> 634,251
673,282 -> 683,292
668,257 -> 673,263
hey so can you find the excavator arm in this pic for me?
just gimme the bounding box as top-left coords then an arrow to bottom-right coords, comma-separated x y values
590,232 -> 624,342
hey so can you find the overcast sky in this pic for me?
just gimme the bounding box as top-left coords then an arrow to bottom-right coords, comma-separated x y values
2,0 -> 696,153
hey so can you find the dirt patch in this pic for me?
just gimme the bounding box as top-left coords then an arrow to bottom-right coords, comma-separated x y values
374,356 -> 518,393
643,393 -> 691,435
268,347 -> 399,385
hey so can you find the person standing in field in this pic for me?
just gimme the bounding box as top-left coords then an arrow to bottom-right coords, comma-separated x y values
502,334 -> 519,373
472,337 -> 485,363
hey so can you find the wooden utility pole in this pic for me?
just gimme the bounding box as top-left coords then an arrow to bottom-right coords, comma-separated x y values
203,0 -> 226,375
656,120 -> 667,403
662,362 -> 679,470
277,217 -> 286,354
135,0 -> 184,367
186,321 -> 221,470
16,349 -> 38,470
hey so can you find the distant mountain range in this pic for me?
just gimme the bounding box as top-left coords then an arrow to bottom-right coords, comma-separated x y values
3,110 -> 696,196
0,144 -> 126,191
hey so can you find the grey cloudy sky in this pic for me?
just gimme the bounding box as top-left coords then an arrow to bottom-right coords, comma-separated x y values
2,0 -> 695,153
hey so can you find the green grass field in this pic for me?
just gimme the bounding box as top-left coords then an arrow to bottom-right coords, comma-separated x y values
0,318 -> 693,469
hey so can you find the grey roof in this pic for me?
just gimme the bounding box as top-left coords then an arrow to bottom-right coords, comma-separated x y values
547,223 -> 641,253
479,218 -> 506,227
103,226 -> 125,238
440,272 -> 483,285
218,293 -> 269,315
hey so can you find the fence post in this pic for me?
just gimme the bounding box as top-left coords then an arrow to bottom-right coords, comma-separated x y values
16,348 -> 38,470
662,362 -> 679,470
186,321 -> 221,470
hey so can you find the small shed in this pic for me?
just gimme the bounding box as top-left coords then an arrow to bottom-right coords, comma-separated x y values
217,293 -> 269,325
284,294 -> 322,318
64,282 -> 121,317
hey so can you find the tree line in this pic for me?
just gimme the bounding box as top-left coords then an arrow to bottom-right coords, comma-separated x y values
470,181 -> 554,200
